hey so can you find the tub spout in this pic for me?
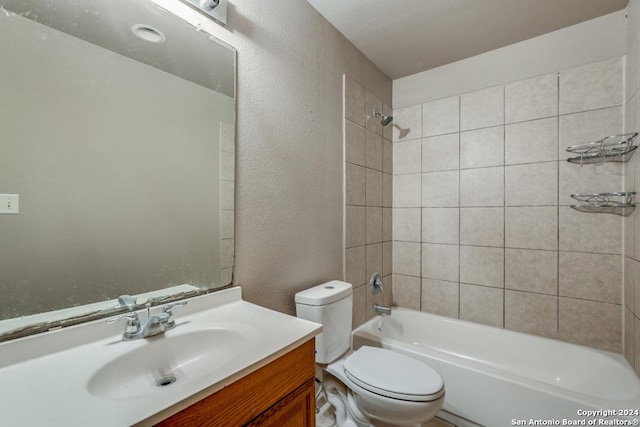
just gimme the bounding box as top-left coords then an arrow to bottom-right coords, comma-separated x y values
374,303 -> 391,315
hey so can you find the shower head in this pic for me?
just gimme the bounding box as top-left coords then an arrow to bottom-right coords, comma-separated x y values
373,110 -> 393,126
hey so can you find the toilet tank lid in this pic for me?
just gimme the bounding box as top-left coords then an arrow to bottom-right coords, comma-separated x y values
295,281 -> 352,306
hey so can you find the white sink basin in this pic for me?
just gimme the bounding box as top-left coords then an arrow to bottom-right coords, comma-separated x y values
0,287 -> 322,427
87,329 -> 245,399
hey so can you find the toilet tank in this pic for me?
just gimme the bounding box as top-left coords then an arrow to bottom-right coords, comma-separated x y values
295,281 -> 353,364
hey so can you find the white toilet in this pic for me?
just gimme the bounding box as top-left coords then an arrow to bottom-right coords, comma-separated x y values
295,280 -> 444,427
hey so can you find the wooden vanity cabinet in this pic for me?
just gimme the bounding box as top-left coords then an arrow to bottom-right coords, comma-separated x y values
155,338 -> 316,427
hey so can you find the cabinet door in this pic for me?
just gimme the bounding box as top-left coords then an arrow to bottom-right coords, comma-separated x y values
245,379 -> 315,427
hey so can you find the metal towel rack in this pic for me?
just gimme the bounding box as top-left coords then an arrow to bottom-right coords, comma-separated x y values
569,192 -> 636,216
566,132 -> 638,166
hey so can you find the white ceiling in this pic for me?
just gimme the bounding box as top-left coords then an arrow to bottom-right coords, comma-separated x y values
306,0 -> 629,80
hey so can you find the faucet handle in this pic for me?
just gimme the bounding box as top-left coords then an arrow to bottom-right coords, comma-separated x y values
163,300 -> 188,315
369,272 -> 383,294
107,312 -> 141,335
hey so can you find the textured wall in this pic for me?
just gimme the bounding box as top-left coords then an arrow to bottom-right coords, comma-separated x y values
391,57 -> 624,353
153,0 -> 391,314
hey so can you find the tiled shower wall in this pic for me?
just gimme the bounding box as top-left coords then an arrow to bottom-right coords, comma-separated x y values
344,76 -> 394,328
624,27 -> 640,374
391,57 -> 624,353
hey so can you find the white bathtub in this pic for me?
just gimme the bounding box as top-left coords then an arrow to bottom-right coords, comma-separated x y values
352,308 -> 640,427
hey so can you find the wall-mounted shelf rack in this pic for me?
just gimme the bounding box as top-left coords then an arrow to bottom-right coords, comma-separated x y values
566,133 -> 638,165
570,192 -> 636,216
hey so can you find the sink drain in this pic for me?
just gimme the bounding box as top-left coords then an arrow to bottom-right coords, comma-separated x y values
156,375 -> 177,387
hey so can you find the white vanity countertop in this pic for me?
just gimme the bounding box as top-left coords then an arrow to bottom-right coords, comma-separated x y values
0,287 -> 322,426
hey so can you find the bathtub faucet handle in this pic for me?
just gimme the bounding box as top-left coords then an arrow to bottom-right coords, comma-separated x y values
370,272 -> 383,294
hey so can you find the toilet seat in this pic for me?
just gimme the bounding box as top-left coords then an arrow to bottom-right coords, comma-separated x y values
343,346 -> 444,402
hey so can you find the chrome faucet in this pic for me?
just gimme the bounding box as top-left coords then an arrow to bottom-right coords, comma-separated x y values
369,273 -> 392,315
107,300 -> 187,341
374,303 -> 392,315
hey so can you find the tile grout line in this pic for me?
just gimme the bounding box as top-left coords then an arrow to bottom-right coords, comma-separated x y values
503,85 -> 507,330
458,95 -> 462,320
557,71 -> 561,337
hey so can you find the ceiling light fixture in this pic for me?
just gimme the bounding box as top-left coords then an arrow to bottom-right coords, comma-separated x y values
131,24 -> 166,43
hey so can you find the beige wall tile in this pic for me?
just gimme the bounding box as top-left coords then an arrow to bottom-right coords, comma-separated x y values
422,243 -> 459,282
635,260 -> 640,314
559,207 -> 621,254
421,278 -> 459,318
460,284 -> 504,328
382,172 -> 392,208
625,256 -> 635,311
346,163 -> 366,206
624,211 -> 635,261
393,173 -> 421,207
422,207 -> 459,245
460,245 -> 504,288
383,138 -> 393,174
625,308 -> 635,369
366,243 -> 383,281
422,133 -> 460,172
636,316 -> 640,375
345,120 -> 366,166
422,170 -> 459,207
346,246 -> 366,287
221,180 -> 234,210
505,290 -> 558,338
383,207 -> 392,241
221,210 -> 235,240
365,91 -> 383,136
352,283 -> 367,328
559,251 -> 621,304
505,248 -> 558,295
559,57 -> 622,115
558,106 -> 623,159
460,207 -> 504,247
393,208 -> 421,242
366,207 -> 383,244
346,206 -> 366,248
558,161 -> 623,206
461,85 -> 505,131
393,241 -> 421,276
393,274 -> 421,310
365,168 -> 383,207
221,239 -> 234,268
422,96 -> 460,137
383,241 -> 393,277
460,167 -> 504,207
559,297 -> 621,352
505,117 -> 558,164
393,140 -> 422,174
505,162 -> 558,206
393,104 -> 422,142
505,73 -> 558,124
366,129 -> 383,171
345,76 -> 366,126
506,207 -> 557,250
460,126 -> 504,169
627,38 -> 637,103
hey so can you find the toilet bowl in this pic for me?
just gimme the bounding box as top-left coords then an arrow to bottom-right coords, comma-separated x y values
295,281 -> 445,427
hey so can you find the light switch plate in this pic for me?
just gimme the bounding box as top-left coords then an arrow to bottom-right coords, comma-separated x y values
0,194 -> 19,214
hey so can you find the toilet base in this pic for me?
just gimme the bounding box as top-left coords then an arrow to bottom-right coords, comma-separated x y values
321,367 -> 443,427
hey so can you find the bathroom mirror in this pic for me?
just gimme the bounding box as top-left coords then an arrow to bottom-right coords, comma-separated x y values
0,0 -> 235,338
